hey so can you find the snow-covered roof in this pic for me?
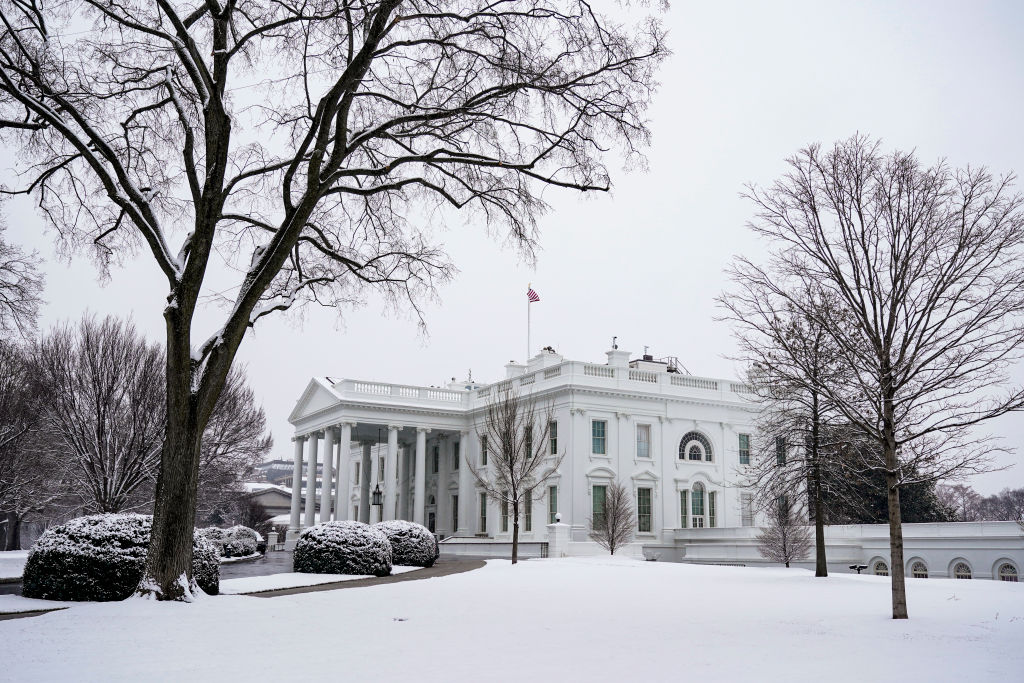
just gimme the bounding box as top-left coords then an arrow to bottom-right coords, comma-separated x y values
242,482 -> 292,495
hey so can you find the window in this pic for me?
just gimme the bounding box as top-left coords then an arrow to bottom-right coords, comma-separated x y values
953,562 -> 972,580
354,462 -> 361,486
431,445 -> 439,473
452,494 -> 459,532
636,424 -> 651,459
691,483 -> 705,528
680,490 -> 688,528
592,485 -> 607,528
549,420 -> 558,455
353,505 -> 359,520
998,563 -> 1018,582
592,420 -> 607,454
679,431 -> 713,462
481,435 -> 488,466
874,561 -> 889,577
453,441 -> 460,470
501,492 -> 509,532
525,425 -> 533,458
911,561 -> 928,579
378,456 -> 385,481
479,493 -> 487,533
637,487 -> 652,533
775,436 -> 786,465
548,485 -> 558,524
708,491 -> 717,528
525,489 -> 533,532
739,433 -> 751,465
741,493 -> 754,527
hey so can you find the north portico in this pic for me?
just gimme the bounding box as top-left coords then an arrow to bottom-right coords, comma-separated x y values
286,345 -> 761,550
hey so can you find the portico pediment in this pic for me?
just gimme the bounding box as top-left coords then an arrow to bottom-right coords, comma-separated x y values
289,377 -> 343,423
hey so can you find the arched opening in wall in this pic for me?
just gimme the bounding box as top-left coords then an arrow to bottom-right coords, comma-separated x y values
953,562 -> 973,580
873,560 -> 889,577
427,495 -> 436,534
679,432 -> 713,463
910,561 -> 928,579
998,563 -> 1018,582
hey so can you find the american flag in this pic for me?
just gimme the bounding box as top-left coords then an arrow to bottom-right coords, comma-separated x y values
527,286 -> 540,303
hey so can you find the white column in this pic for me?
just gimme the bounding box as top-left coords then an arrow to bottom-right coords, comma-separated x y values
397,442 -> 409,520
289,436 -> 305,532
303,433 -> 320,527
437,436 -> 450,535
458,431 -> 474,536
384,425 -> 400,521
413,427 -> 428,524
335,423 -> 353,520
319,427 -> 335,523
359,442 -> 372,524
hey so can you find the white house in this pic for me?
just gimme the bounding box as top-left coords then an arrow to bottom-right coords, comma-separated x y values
287,346 -> 759,548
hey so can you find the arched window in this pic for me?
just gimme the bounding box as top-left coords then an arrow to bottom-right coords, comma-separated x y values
998,563 -> 1018,582
690,483 -> 705,528
679,432 -> 713,462
874,561 -> 889,577
953,562 -> 972,580
911,561 -> 928,579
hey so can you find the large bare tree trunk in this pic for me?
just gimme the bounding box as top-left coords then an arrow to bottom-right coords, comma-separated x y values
811,391 -> 827,577
883,377 -> 908,619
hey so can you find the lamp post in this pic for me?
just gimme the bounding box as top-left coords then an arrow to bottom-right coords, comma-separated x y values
372,483 -> 383,521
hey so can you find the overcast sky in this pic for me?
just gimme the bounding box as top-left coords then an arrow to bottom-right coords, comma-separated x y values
6,0 -> 1024,494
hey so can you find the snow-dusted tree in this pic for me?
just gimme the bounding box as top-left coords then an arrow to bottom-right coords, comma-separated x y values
756,497 -> 812,568
469,385 -> 563,564
0,223 -> 44,339
36,315 -> 166,513
0,0 -> 666,600
720,284 -> 860,578
743,134 -> 1024,618
588,480 -> 634,555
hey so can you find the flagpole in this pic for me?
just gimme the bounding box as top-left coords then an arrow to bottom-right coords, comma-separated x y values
527,282 -> 531,361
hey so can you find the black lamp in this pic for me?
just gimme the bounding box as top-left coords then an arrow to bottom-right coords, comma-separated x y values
372,483 -> 383,508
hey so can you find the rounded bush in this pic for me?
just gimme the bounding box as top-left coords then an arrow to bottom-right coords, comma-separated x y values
22,514 -> 220,601
373,520 -> 439,567
197,525 -> 259,558
293,521 -> 392,577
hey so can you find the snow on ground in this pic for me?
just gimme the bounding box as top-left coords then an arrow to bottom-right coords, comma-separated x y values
0,595 -> 69,614
0,551 -> 28,580
219,565 -> 422,594
1,557 -> 1022,682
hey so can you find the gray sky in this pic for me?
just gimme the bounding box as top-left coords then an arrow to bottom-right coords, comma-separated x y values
6,0 -> 1024,494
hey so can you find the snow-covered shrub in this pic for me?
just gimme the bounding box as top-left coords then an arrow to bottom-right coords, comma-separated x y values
293,521 -> 392,577
22,514 -> 220,601
373,520 -> 439,567
197,525 -> 260,558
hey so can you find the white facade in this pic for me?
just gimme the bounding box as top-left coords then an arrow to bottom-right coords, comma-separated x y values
287,347 -> 759,547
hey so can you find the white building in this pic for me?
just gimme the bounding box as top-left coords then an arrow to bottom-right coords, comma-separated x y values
286,346 -> 1024,580
287,346 -> 758,549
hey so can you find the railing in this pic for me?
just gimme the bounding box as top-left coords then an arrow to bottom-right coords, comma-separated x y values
520,373 -> 535,385
629,369 -> 658,383
729,383 -> 753,394
544,366 -> 562,379
584,364 -> 614,377
671,376 -> 718,391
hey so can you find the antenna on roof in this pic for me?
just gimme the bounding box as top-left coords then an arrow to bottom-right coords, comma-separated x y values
612,335 -> 618,350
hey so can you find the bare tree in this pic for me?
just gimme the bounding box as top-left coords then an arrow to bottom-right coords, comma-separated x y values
936,483 -> 981,522
469,385 -> 564,564
36,315 -> 271,516
721,285 -> 860,578
588,479 -> 634,555
741,134 -> 1024,618
756,497 -> 812,568
36,315 -> 166,513
0,223 -> 44,339
0,0 -> 666,600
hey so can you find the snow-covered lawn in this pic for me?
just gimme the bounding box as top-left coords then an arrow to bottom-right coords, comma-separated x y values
219,565 -> 422,594
0,550 -> 28,580
1,557 -> 1021,682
